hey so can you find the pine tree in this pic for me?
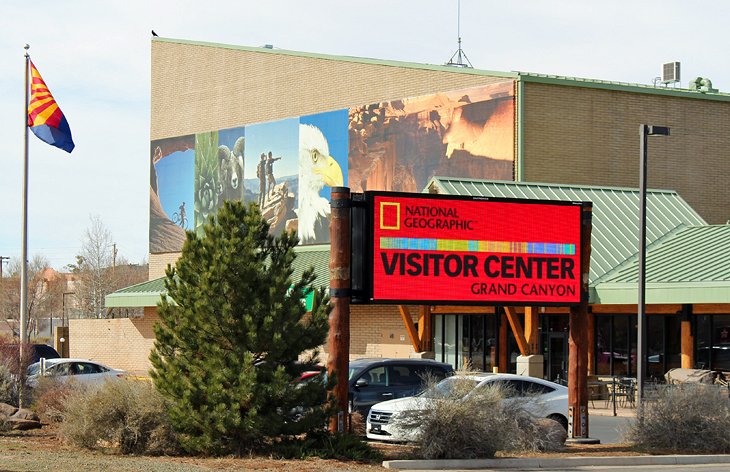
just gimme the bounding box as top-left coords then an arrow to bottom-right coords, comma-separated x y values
150,200 -> 330,455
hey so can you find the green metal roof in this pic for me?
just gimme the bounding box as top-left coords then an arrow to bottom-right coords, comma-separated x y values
105,245 -> 331,309
291,244 -> 331,288
105,277 -> 167,308
594,225 -> 730,304
426,177 -> 707,300
517,73 -> 730,102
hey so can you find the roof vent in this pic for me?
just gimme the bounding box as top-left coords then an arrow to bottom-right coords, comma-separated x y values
262,44 -> 274,49
662,62 -> 681,84
689,77 -> 718,93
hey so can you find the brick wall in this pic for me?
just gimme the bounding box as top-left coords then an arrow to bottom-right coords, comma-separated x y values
523,82 -> 730,224
70,304 -> 419,373
151,39 -> 507,140
149,252 -> 182,280
69,307 -> 159,375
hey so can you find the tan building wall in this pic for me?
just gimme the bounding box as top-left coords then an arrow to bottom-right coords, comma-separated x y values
149,252 -> 182,280
522,81 -> 730,224
70,307 -> 158,375
138,39 -> 730,370
69,304 -> 417,373
151,38 -> 510,140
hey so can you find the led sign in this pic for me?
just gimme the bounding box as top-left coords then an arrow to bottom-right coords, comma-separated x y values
366,192 -> 586,305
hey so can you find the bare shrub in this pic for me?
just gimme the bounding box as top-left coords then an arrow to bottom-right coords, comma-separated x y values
31,377 -> 77,423
394,374 -> 561,459
349,411 -> 366,436
0,363 -> 16,406
0,341 -> 33,406
59,379 -> 180,455
628,384 -> 730,453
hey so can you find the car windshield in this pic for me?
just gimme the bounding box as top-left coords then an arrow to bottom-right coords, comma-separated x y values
27,363 -> 41,376
419,377 -> 479,399
348,367 -> 361,380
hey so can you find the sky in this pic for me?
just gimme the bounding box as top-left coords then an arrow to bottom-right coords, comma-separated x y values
1,0 -> 728,271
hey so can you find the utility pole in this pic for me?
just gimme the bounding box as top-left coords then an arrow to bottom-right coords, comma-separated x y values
112,243 -> 117,269
0,256 -> 9,278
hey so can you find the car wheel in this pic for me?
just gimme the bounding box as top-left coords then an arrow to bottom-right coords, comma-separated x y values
548,414 -> 569,431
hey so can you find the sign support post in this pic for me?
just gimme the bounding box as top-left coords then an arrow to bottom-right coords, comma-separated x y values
567,205 -> 594,441
328,187 -> 351,433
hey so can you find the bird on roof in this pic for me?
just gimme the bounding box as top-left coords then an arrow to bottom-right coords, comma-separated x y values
297,124 -> 344,244
152,30 -> 159,37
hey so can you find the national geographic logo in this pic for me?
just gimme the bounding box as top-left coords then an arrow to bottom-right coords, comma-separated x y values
380,202 -> 401,230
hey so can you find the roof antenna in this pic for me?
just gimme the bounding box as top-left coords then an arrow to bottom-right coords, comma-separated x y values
445,0 -> 473,68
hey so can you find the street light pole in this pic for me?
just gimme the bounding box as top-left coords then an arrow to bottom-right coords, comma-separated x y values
638,124 -> 670,410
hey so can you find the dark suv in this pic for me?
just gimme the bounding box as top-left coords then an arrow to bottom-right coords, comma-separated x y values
348,358 -> 453,417
0,343 -> 60,365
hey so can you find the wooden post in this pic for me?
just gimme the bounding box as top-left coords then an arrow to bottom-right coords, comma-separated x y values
681,321 -> 694,369
418,306 -> 432,352
587,312 -> 595,375
327,187 -> 351,433
568,205 -> 593,439
398,305 -> 421,352
525,306 -> 540,355
504,306 -> 529,356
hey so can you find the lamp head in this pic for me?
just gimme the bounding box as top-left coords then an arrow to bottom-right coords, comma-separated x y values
647,125 -> 670,136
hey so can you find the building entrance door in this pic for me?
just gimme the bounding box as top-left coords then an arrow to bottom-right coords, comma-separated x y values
547,333 -> 569,383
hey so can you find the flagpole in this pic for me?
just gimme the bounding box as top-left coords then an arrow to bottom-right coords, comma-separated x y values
19,44 -> 30,408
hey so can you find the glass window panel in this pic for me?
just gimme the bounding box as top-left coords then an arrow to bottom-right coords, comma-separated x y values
665,316 -> 682,373
711,315 -> 730,371
696,315 -> 710,369
434,314 -> 444,363
647,316 -> 665,380
462,315 -> 486,371
444,315 -> 458,368
595,315 -> 612,375
613,316 -> 630,376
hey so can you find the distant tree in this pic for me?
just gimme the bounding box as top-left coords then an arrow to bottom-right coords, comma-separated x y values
150,200 -> 330,455
0,255 -> 65,337
72,216 -> 146,319
74,215 -> 114,318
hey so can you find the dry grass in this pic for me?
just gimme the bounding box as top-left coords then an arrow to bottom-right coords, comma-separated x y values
393,375 -> 564,459
628,384 -> 730,453
59,379 -> 180,456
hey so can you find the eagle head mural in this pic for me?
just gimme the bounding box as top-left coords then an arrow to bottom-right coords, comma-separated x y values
297,123 -> 344,244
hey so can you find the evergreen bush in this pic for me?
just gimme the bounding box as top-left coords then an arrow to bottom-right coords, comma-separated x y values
150,201 -> 330,455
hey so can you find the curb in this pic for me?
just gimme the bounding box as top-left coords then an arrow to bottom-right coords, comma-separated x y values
383,454 -> 730,469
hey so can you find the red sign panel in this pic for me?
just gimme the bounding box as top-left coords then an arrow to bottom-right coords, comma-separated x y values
369,192 -> 585,305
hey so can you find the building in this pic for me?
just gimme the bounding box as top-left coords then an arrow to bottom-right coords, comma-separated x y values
86,37 -> 730,378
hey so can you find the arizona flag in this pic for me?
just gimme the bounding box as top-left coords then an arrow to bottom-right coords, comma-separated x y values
27,60 -> 74,153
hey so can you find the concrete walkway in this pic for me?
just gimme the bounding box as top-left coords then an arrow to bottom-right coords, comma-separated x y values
589,402 -> 636,417
383,454 -> 730,470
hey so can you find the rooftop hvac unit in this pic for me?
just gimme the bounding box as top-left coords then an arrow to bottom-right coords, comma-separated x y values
662,62 -> 681,84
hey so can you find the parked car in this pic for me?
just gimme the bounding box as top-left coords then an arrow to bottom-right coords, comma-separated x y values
347,358 -> 453,418
0,343 -> 60,364
366,372 -> 569,442
26,358 -> 125,388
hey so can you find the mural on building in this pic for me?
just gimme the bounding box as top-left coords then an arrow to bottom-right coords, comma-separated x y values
149,82 -> 515,253
192,127 -> 245,234
298,110 -> 347,244
244,119 -> 299,237
150,134 -> 195,253
348,81 -> 514,193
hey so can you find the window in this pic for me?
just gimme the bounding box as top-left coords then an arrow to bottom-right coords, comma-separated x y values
360,366 -> 386,386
